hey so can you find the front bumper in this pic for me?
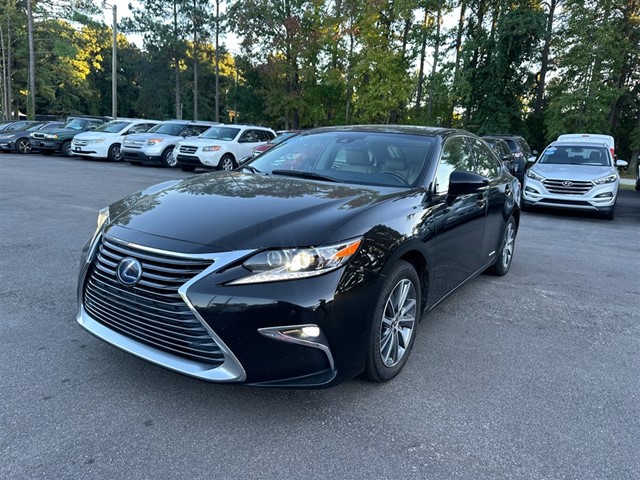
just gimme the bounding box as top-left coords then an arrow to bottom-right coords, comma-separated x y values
122,148 -> 163,164
30,139 -> 62,152
0,141 -> 16,151
77,230 -> 377,387
71,142 -> 109,158
522,178 -> 618,213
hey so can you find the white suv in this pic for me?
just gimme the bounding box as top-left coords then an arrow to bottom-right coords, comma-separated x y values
70,119 -> 159,162
175,124 -> 276,171
523,141 -> 628,220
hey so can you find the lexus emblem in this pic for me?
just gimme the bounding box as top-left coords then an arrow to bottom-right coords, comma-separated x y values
116,257 -> 143,286
562,181 -> 573,187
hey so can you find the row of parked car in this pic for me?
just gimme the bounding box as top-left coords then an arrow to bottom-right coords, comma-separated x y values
0,116 -> 292,171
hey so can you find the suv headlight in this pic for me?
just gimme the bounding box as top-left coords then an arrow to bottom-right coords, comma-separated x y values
526,169 -> 545,182
230,238 -> 362,285
202,145 -> 221,152
146,138 -> 164,145
593,174 -> 617,185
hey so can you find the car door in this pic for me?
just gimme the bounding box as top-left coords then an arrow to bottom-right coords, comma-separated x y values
468,137 -> 513,265
237,129 -> 263,158
430,135 -> 487,302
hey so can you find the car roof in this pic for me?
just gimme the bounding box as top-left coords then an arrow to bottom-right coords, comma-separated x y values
305,124 -> 466,138
548,141 -> 610,148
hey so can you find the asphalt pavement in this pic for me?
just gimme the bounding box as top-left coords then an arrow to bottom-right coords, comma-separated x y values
1,154 -> 639,479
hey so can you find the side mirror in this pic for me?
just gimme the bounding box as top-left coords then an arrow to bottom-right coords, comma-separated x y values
526,155 -> 537,164
448,170 -> 489,196
616,159 -> 628,168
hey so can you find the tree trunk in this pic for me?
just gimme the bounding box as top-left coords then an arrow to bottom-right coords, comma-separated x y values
214,0 -> 220,122
534,0 -> 558,116
415,9 -> 428,116
427,5 -> 442,120
27,0 -> 35,119
447,1 -> 467,127
174,0 -> 181,119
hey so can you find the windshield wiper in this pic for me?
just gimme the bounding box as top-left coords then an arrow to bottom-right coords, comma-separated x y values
271,170 -> 339,183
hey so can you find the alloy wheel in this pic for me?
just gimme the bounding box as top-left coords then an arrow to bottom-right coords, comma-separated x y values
379,279 -> 417,367
501,222 -> 515,270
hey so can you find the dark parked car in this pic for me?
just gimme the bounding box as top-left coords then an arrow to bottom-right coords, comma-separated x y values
30,116 -> 109,156
77,126 -> 520,388
483,135 -> 536,184
483,136 -> 516,176
0,121 -> 64,154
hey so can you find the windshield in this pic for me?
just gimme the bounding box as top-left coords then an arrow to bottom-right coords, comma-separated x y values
538,145 -> 611,167
96,120 -> 132,133
64,119 -> 89,130
148,123 -> 185,136
247,131 -> 434,188
200,126 -> 241,140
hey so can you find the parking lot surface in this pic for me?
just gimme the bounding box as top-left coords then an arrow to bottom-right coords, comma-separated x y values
1,154 -> 639,479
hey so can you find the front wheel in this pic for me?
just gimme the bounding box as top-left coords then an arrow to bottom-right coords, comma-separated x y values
217,154 -> 236,171
107,144 -> 122,162
61,141 -> 72,157
16,138 -> 31,154
161,148 -> 178,168
486,217 -> 516,276
364,261 -> 421,383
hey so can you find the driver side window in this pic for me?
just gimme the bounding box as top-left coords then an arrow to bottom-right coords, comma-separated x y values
435,137 -> 474,195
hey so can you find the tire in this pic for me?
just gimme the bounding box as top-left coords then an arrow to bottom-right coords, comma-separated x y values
16,138 -> 31,154
180,164 -> 196,172
107,144 -> 123,162
61,141 -> 72,157
486,216 -> 516,276
603,206 -> 615,221
160,148 -> 178,168
217,154 -> 236,171
364,261 -> 421,383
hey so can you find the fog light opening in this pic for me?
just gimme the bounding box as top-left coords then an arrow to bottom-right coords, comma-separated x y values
595,192 -> 613,199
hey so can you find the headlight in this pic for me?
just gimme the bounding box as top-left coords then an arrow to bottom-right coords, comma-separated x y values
593,174 -> 617,185
202,145 -> 221,152
123,139 -> 135,145
44,134 -> 59,139
230,238 -> 363,285
0,134 -> 13,140
526,169 -> 545,182
146,138 -> 164,145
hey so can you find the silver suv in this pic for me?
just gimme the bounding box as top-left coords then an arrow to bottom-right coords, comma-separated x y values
522,141 -> 628,220
122,120 -> 217,168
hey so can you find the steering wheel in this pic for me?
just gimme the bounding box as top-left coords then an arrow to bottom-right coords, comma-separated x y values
380,171 -> 408,185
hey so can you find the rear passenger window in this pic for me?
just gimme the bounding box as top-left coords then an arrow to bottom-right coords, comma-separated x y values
469,138 -> 500,178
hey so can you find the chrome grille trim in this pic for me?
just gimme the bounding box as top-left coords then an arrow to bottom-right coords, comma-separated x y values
543,179 -> 593,195
84,237 -> 223,364
179,145 -> 198,154
74,139 -> 90,146
78,234 -> 252,382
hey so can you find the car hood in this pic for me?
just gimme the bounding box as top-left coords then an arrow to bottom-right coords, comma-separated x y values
106,172 -> 401,251
75,131 -> 121,139
180,138 -> 230,146
531,164 -> 615,181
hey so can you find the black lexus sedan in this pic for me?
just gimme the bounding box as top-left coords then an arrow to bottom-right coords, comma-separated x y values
77,126 -> 520,388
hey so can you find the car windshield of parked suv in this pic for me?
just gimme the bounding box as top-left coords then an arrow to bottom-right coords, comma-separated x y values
538,145 -> 611,166
199,126 -> 241,141
247,131 -> 434,188
147,122 -> 185,136
64,118 -> 90,130
96,120 -> 132,133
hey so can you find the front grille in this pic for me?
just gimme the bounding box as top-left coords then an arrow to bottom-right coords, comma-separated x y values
83,237 -> 224,365
540,198 -> 592,206
543,179 -> 593,195
179,145 -> 198,154
74,139 -> 89,146
31,132 -> 46,139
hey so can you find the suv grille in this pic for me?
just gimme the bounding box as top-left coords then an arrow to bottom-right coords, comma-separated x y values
83,237 -> 223,365
179,145 -> 198,154
543,179 -> 593,195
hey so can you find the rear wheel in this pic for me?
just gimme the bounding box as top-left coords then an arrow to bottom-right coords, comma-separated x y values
107,144 -> 122,162
16,138 -> 31,154
161,148 -> 178,168
486,216 -> 516,276
217,154 -> 236,171
364,261 -> 420,383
